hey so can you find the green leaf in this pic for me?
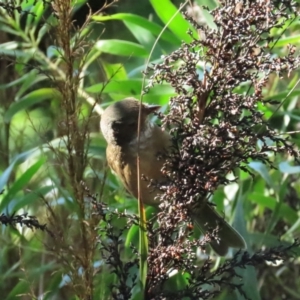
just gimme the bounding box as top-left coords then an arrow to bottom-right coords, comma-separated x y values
248,162 -> 274,189
102,62 -> 128,81
0,41 -> 26,57
0,149 -> 36,192
36,23 -> 51,44
139,204 -> 148,296
25,0 -> 45,30
15,72 -> 48,99
150,0 -> 197,43
212,188 -> 225,211
229,179 -> 260,300
234,265 -> 261,300
94,13 -> 179,45
0,157 -> 46,212
86,79 -> 142,94
124,20 -> 157,52
125,206 -> 156,252
21,0 -> 38,10
249,232 -> 294,248
283,216 -> 300,239
233,185 -> 249,251
279,161 -> 300,174
12,185 -> 54,212
83,47 -> 103,70
272,35 -> 300,48
264,89 -> 300,101
125,224 -> 139,250
72,0 -> 88,11
86,79 -> 175,97
46,45 -> 62,59
195,0 -> 217,9
0,25 -> 23,37
4,88 -> 58,122
94,40 -> 148,57
248,193 -> 298,224
6,281 -> 30,300
199,8 -> 218,30
0,71 -> 46,90
164,272 -> 190,293
139,206 -> 156,296
0,163 -> 16,194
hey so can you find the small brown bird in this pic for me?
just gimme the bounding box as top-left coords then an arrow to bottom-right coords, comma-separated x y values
100,97 -> 246,255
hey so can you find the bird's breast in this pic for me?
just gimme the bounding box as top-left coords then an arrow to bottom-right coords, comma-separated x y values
106,126 -> 171,205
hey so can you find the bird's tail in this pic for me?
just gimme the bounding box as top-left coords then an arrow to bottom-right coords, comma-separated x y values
191,204 -> 246,256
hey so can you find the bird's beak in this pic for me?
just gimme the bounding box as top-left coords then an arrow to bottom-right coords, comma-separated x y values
144,104 -> 161,115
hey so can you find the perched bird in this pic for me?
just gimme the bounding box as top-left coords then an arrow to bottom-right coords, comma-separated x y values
100,97 -> 246,255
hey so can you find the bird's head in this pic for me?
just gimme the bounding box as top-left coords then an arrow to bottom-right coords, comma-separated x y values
100,98 -> 161,146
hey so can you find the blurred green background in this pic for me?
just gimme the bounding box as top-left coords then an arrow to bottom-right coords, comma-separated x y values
0,0 -> 300,299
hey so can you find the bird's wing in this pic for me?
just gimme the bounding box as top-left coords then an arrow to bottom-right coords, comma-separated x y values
106,144 -> 138,198
106,127 -> 171,205
106,144 -> 122,175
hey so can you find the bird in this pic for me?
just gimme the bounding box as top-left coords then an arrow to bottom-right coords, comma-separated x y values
100,97 -> 246,256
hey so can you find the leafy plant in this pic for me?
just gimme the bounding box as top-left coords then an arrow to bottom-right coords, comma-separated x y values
0,0 -> 300,299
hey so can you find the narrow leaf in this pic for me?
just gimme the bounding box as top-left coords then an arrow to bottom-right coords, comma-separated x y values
0,157 -> 46,212
248,162 -> 274,188
94,13 -> 179,45
4,88 -> 58,122
94,40 -> 148,57
150,0 -> 197,43
0,149 -> 37,192
279,161 -> 300,174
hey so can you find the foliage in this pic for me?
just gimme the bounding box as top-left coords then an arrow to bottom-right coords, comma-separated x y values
0,0 -> 300,299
